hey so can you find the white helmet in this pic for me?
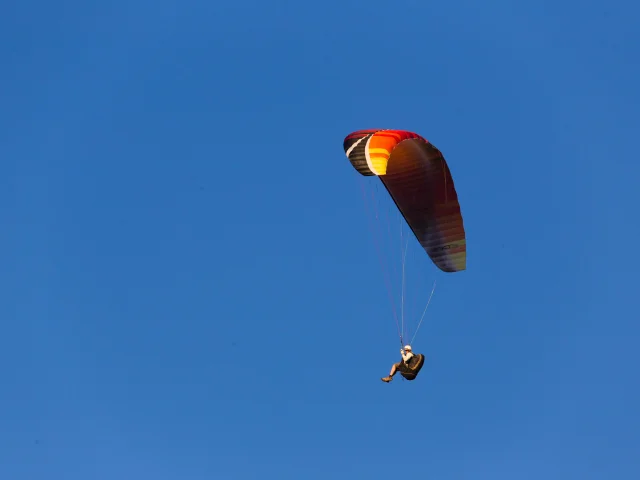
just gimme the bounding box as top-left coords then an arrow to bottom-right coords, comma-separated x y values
404,345 -> 412,351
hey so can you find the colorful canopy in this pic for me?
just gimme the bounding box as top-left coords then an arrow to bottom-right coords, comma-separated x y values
343,129 -> 466,272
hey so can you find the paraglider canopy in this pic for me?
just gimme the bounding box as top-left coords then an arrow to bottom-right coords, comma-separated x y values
343,129 -> 466,272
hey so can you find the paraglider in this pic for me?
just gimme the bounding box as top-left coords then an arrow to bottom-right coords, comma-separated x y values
343,129 -> 466,272
343,129 -> 466,382
381,345 -> 425,383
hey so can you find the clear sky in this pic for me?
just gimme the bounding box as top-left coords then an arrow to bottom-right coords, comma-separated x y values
1,1 -> 639,479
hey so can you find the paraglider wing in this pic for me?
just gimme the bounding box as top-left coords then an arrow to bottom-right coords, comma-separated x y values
343,129 -> 466,272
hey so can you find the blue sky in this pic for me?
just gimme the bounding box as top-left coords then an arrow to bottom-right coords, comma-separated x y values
1,1 -> 639,478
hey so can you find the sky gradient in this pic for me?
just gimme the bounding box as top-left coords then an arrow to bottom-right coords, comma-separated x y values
1,1 -> 639,479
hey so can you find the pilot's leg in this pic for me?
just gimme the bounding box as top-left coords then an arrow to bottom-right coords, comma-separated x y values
381,362 -> 400,383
